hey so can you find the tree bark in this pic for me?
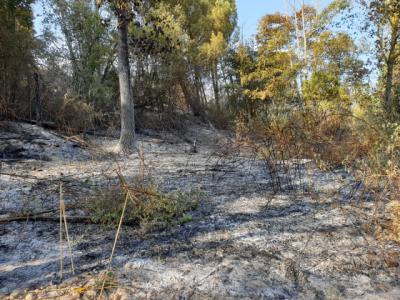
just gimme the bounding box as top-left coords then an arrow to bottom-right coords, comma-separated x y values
382,13 -> 399,115
34,72 -> 42,124
179,77 -> 205,119
194,67 -> 205,104
211,64 -> 220,109
301,0 -> 308,68
384,59 -> 395,113
116,13 -> 135,153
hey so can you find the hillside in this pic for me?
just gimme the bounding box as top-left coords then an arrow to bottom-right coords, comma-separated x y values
1,121 -> 399,299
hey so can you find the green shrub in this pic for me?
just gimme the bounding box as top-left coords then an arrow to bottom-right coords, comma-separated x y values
85,183 -> 201,232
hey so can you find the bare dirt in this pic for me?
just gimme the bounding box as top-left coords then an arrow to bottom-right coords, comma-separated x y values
0,121 -> 399,299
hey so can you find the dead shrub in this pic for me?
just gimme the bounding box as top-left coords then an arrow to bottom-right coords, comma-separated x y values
135,108 -> 188,132
237,103 -> 400,243
207,103 -> 233,129
49,93 -> 101,134
383,200 -> 400,243
256,107 -> 378,169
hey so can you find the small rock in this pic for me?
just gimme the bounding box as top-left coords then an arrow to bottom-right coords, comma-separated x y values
84,279 -> 96,288
9,291 -> 21,299
25,293 -> 36,300
111,294 -> 121,300
114,289 -> 129,300
70,290 -> 82,299
45,291 -> 60,298
84,290 -> 97,298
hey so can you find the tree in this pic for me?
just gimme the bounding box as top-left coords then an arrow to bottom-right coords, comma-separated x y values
362,0 -> 400,114
50,0 -> 114,107
303,71 -> 343,108
116,4 -> 135,153
97,0 -> 137,153
231,42 -> 259,116
155,0 -> 236,114
311,31 -> 366,80
304,31 -> 366,108
201,0 -> 237,109
0,0 -> 35,119
201,32 -> 227,108
240,13 -> 298,103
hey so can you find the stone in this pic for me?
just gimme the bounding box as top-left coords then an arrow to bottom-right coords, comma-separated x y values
70,291 -> 82,299
9,291 -> 21,299
25,293 -> 36,300
84,290 -> 97,298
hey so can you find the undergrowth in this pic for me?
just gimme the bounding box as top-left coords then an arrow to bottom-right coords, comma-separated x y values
237,102 -> 400,244
85,179 -> 200,233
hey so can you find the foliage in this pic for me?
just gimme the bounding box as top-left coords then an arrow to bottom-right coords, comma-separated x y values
86,181 -> 201,233
53,93 -> 101,132
302,71 -> 344,108
359,0 -> 400,114
0,0 -> 36,119
239,13 -> 297,103
47,0 -> 116,110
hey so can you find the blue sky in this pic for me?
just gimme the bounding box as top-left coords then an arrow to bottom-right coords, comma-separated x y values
237,0 -> 332,39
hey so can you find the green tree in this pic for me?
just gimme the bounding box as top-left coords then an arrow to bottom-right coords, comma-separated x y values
362,0 -> 400,114
303,71 -> 342,108
132,0 -> 236,116
240,13 -> 298,103
51,0 -> 114,106
0,0 -> 35,118
304,31 -> 366,108
96,0 -> 139,153
312,31 -> 366,81
201,0 -> 237,108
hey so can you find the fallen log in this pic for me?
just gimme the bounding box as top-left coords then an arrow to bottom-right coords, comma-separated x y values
0,172 -> 41,180
0,214 -> 93,224
20,119 -> 57,130
0,204 -> 87,224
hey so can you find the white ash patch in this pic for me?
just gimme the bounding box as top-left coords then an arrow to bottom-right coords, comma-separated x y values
0,121 -> 89,161
0,122 -> 399,299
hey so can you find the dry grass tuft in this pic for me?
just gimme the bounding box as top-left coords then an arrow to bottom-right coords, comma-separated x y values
385,200 -> 400,243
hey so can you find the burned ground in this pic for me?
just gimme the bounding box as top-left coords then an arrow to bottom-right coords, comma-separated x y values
0,122 -> 399,299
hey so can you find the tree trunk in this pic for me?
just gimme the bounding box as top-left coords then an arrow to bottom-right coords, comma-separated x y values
179,77 -> 205,119
291,0 -> 304,94
384,59 -> 395,113
34,72 -> 42,124
382,14 -> 399,115
301,0 -> 308,68
116,13 -> 135,153
194,67 -> 205,104
211,64 -> 220,109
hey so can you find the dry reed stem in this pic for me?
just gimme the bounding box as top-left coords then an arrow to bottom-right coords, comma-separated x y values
61,183 -> 75,275
98,186 -> 131,299
59,183 -> 75,280
59,183 -> 63,280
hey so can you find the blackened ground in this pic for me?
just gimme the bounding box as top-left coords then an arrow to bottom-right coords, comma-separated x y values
0,121 -> 399,299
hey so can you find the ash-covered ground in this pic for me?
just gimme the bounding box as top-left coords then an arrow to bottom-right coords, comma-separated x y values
0,121 -> 399,299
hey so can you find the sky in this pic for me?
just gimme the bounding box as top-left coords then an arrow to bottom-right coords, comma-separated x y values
236,0 -> 332,40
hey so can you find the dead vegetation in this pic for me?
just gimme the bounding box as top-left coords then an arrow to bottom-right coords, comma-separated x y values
236,104 -> 400,246
1,116 -> 400,299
